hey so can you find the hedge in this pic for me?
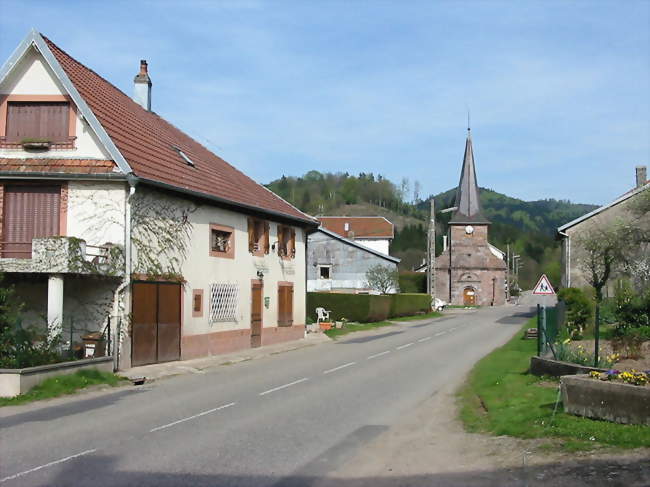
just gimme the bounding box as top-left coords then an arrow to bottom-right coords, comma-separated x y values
307,292 -> 431,323
399,272 -> 427,293
390,293 -> 431,318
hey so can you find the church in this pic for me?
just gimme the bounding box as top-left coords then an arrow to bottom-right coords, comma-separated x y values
434,130 -> 507,306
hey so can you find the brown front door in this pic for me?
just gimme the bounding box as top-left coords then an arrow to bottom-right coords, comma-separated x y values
132,282 -> 181,366
463,287 -> 476,306
251,281 -> 263,348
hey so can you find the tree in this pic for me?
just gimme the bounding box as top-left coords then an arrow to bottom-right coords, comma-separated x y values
365,264 -> 399,294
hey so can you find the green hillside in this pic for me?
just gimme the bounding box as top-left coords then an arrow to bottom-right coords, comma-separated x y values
266,171 -> 598,289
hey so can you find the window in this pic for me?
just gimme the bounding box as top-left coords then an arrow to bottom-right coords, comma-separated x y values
277,225 -> 296,259
173,146 -> 195,167
209,223 -> 234,259
248,218 -> 269,256
1,185 -> 61,258
209,283 -> 239,323
319,265 -> 331,280
6,102 -> 70,143
278,282 -> 294,326
192,289 -> 203,317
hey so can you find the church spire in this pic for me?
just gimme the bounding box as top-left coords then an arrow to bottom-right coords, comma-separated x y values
449,129 -> 490,225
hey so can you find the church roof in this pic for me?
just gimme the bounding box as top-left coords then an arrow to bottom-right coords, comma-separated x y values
449,130 -> 491,225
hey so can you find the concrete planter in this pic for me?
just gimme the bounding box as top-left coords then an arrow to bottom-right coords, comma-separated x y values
0,356 -> 114,398
561,374 -> 650,425
530,356 -> 607,377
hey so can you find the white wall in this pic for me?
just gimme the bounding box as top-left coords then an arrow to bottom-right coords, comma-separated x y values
0,47 -> 112,160
355,238 -> 390,255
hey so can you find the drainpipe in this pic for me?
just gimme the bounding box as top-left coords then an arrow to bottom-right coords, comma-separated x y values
558,230 -> 570,288
112,175 -> 137,370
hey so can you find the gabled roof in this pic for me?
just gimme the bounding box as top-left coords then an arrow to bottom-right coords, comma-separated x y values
557,182 -> 649,234
0,30 -> 316,225
449,130 -> 490,225
315,227 -> 400,264
318,216 -> 394,239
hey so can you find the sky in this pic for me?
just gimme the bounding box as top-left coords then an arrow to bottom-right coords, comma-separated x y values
1,0 -> 648,205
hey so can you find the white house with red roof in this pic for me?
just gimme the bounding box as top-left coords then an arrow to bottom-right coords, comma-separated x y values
0,30 -> 318,369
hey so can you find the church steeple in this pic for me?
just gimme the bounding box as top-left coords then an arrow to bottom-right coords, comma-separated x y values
449,129 -> 490,225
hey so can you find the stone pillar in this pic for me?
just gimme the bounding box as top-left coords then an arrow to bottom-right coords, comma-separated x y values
47,274 -> 64,339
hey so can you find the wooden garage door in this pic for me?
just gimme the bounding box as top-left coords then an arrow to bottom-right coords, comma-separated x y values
132,282 -> 181,366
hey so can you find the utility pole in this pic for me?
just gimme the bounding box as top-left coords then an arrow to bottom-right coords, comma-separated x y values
506,243 -> 510,302
427,198 -> 436,303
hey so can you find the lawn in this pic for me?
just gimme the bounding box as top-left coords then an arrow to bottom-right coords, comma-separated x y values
458,317 -> 650,450
0,369 -> 127,407
324,321 -> 394,339
390,311 -> 442,322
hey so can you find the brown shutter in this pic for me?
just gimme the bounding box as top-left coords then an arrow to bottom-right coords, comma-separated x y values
248,218 -> 254,253
287,285 -> 294,325
290,228 -> 296,259
263,221 -> 270,254
2,185 -> 60,258
278,286 -> 285,325
5,102 -> 69,143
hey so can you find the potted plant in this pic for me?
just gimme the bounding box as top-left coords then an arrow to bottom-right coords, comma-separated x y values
20,137 -> 51,150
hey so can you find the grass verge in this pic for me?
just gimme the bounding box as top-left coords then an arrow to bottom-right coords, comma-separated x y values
0,369 -> 127,407
390,311 -> 442,322
324,321 -> 393,339
458,317 -> 650,450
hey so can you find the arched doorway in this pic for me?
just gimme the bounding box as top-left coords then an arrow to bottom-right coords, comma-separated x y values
463,287 -> 476,306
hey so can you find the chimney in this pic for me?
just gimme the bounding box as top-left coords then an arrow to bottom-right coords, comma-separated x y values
636,165 -> 647,189
133,60 -> 152,111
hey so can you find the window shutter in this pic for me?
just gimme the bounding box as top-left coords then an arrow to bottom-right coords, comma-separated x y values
278,286 -> 285,326
287,285 -> 294,325
263,221 -> 270,254
290,228 -> 296,258
248,218 -> 254,253
5,102 -> 69,143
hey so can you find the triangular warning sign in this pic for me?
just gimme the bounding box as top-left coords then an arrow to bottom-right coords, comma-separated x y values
532,274 -> 555,295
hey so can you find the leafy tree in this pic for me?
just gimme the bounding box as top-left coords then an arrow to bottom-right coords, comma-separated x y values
365,264 -> 399,294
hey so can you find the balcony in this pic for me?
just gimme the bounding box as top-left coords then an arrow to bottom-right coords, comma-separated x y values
0,237 -> 124,276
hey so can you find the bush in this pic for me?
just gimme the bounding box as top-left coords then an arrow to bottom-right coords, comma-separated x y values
398,272 -> 427,293
365,264 -> 399,294
390,293 -> 431,317
613,281 -> 650,331
307,293 -> 392,323
557,287 -> 593,339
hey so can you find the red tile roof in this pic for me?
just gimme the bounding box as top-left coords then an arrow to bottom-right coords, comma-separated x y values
42,36 -> 314,224
0,158 -> 115,173
318,216 -> 394,239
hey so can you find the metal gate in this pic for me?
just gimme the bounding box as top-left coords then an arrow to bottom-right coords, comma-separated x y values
132,282 -> 181,366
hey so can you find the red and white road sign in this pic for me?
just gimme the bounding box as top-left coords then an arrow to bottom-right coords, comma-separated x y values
532,274 -> 555,295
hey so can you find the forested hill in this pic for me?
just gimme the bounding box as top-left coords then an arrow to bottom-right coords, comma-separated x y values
266,170 -> 598,289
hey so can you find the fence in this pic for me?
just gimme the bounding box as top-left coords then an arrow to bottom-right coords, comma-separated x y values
537,304 -> 560,357
59,315 -> 115,361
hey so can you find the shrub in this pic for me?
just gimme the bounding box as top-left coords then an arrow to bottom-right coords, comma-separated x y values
398,272 -> 427,293
557,287 -> 593,339
390,293 -> 430,317
365,264 -> 399,294
614,281 -> 650,331
307,293 -> 392,323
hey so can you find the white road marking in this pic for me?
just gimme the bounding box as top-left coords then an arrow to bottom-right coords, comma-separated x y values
323,362 -> 356,374
367,350 -> 391,360
259,378 -> 308,396
449,327 -> 457,331
396,342 -> 414,350
150,402 -> 236,433
417,336 -> 432,342
0,449 -> 97,484
434,331 -> 446,337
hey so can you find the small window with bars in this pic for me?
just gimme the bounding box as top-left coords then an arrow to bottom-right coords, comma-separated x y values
209,283 -> 239,323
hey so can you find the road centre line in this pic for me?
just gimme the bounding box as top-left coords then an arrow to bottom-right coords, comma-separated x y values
449,327 -> 457,331
259,378 -> 309,396
417,336 -> 432,342
150,402 -> 236,433
367,350 -> 390,360
323,362 -> 356,374
396,342 -> 414,350
0,449 -> 97,484
434,331 -> 446,337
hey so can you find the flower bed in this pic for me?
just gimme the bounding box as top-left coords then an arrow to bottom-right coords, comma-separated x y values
561,374 -> 650,425
588,369 -> 649,386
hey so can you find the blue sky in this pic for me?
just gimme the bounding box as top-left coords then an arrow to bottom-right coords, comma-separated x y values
1,0 -> 648,205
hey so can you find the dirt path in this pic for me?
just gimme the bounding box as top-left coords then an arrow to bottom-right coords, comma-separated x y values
314,383 -> 650,487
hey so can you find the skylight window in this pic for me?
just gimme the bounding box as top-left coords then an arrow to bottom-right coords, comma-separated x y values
172,146 -> 195,167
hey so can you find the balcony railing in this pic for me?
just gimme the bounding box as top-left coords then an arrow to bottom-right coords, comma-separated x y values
0,237 -> 124,276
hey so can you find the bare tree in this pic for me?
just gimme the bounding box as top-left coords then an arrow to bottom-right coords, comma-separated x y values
365,264 -> 399,294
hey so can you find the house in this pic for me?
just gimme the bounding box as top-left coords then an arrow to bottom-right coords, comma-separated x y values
307,227 -> 400,294
434,129 -> 506,306
557,166 -> 649,296
318,216 -> 394,255
0,30 -> 318,369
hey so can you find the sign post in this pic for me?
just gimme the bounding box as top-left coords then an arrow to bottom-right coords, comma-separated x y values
533,274 -> 556,355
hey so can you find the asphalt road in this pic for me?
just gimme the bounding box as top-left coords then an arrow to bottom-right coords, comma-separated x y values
0,305 -> 534,487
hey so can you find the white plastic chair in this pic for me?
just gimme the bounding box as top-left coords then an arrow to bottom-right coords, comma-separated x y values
315,307 -> 331,324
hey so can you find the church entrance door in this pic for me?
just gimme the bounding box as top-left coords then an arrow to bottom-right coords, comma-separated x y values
463,287 -> 476,306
